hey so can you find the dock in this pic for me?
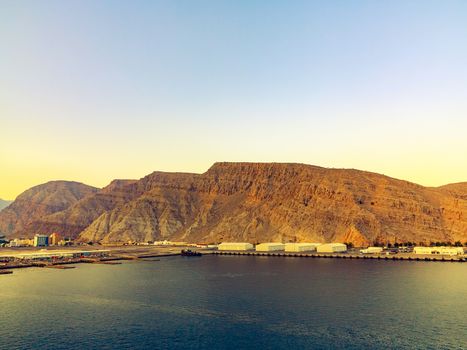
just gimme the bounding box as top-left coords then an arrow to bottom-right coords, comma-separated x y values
212,251 -> 466,262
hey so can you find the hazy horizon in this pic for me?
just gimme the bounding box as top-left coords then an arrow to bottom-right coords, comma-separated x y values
2,0 -> 467,199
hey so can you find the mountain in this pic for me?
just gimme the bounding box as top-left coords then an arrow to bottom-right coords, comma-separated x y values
25,179 -> 139,238
0,199 -> 12,212
0,181 -> 98,237
1,163 -> 466,245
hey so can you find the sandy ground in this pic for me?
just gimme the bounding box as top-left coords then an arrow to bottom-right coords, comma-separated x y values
0,245 -> 207,258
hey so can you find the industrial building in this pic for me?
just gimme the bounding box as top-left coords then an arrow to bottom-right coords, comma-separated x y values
49,232 -> 62,246
218,242 -> 254,251
360,247 -> 383,254
255,243 -> 285,252
284,243 -> 321,252
317,243 -> 347,253
9,238 -> 34,247
414,246 -> 464,256
33,234 -> 49,247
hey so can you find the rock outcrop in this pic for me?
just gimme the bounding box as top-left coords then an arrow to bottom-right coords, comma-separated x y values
2,163 -> 466,245
0,181 -> 98,237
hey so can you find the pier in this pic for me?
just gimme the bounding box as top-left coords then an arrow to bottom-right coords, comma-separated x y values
212,251 -> 466,262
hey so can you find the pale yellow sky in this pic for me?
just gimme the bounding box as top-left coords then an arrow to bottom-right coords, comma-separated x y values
2,0 -> 467,200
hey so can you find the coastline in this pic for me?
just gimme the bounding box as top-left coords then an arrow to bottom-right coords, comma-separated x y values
1,245 -> 465,275
0,245 -> 185,272
213,250 -> 466,262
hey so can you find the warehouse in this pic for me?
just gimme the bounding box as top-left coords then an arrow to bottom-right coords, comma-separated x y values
414,246 -> 464,256
317,243 -> 347,253
255,243 -> 285,252
218,242 -> 254,251
284,243 -> 321,252
360,247 -> 383,254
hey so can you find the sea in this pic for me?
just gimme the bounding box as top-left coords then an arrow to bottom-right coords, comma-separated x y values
0,255 -> 466,350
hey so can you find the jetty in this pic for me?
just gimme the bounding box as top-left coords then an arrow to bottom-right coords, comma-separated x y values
212,251 -> 466,262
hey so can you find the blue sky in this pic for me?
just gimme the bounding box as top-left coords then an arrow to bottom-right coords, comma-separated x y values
1,0 -> 467,198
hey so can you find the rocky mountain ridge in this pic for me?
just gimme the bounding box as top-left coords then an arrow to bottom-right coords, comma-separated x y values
1,163 -> 466,246
0,181 -> 98,237
0,199 -> 12,212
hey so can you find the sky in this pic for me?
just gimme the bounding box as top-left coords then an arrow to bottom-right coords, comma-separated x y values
1,0 -> 467,199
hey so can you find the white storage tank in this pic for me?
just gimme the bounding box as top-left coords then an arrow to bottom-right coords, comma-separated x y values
414,246 -> 463,256
218,242 -> 254,251
413,247 -> 433,255
284,243 -> 320,252
360,247 -> 383,254
317,243 -> 347,253
438,247 -> 464,255
255,243 -> 285,252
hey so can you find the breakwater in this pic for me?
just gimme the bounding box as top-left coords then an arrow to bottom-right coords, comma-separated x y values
212,251 -> 466,262
0,251 -> 181,272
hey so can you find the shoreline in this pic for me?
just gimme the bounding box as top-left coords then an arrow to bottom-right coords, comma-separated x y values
213,250 -> 466,262
0,245 -> 185,272
1,245 -> 465,274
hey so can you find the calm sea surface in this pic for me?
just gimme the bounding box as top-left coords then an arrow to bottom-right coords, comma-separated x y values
0,256 -> 466,350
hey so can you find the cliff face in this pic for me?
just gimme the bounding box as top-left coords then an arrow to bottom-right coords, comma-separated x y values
79,162 -> 467,245
0,181 -> 98,237
24,179 -> 139,238
2,163 -> 466,245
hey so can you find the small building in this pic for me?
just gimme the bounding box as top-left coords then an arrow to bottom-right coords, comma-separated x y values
256,243 -> 285,252
49,232 -> 62,246
153,240 -> 187,246
218,242 -> 254,251
284,243 -> 321,252
33,234 -> 49,247
360,247 -> 383,254
414,246 -> 464,256
317,243 -> 347,253
8,238 -> 34,247
8,240 -> 19,247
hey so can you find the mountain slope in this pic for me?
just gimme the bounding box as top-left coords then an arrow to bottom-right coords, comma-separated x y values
78,163 -> 467,245
0,181 -> 98,237
0,199 -> 12,212
25,179 -> 139,238
2,163 -> 466,245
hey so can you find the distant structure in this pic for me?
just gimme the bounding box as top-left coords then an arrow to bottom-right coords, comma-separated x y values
218,242 -> 254,251
316,243 -> 347,253
33,234 -> 49,247
9,238 -> 34,247
154,240 -> 188,246
49,232 -> 62,246
360,247 -> 383,254
0,250 -> 110,261
284,243 -> 321,252
256,243 -> 285,252
414,246 -> 464,256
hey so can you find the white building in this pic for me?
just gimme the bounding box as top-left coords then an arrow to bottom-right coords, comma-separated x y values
153,240 -> 187,246
255,243 -> 285,252
33,234 -> 49,247
284,243 -> 321,252
218,242 -> 254,251
360,247 -> 383,254
414,246 -> 464,256
317,243 -> 347,253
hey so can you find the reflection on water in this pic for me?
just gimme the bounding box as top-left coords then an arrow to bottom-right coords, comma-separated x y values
0,256 -> 466,349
